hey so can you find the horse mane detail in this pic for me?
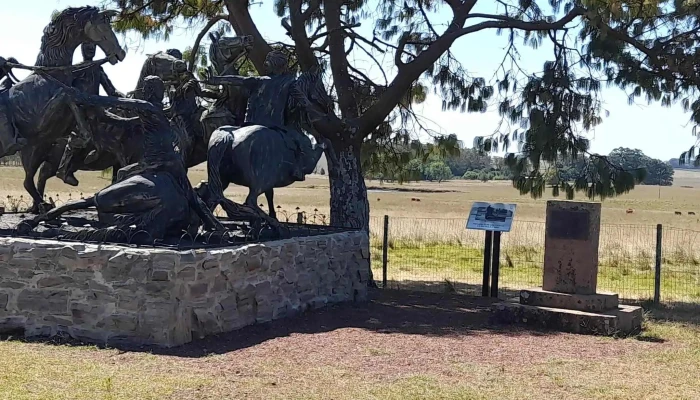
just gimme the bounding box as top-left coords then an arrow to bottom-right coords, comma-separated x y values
36,7 -> 99,67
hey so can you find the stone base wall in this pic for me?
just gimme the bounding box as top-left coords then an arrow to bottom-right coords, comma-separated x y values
0,231 -> 369,347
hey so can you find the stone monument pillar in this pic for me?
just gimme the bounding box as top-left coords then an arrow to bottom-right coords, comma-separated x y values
492,200 -> 643,335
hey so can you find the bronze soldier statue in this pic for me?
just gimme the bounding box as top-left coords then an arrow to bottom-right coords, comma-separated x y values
204,50 -> 317,181
56,42 -> 124,186
0,56 -> 26,155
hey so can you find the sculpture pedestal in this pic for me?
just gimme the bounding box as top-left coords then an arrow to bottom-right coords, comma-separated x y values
492,201 -> 642,336
493,289 -> 642,335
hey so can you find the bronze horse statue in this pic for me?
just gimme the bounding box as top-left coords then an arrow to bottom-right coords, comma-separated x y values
34,53 -> 188,198
33,36 -> 252,195
20,85 -> 223,240
201,55 -> 336,223
203,124 -> 330,225
0,6 -> 126,213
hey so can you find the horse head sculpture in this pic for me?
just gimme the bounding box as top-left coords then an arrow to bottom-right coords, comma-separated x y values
208,32 -> 253,74
135,52 -> 188,92
36,7 -> 125,67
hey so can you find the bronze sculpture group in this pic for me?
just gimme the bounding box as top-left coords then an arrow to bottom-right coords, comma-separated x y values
0,6 -> 333,240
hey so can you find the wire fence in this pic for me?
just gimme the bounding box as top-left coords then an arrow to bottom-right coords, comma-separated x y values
0,193 -> 338,250
3,191 -> 699,304
0,193 -> 331,225
369,216 -> 700,305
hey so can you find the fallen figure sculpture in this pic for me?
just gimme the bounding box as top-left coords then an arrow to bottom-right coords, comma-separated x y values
18,81 -> 224,240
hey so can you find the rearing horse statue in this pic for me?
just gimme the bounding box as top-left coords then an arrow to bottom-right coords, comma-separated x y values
0,6 -> 126,213
34,52 -> 188,197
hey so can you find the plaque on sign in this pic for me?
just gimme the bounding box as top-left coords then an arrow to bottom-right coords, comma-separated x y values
466,202 -> 517,232
547,209 -> 590,241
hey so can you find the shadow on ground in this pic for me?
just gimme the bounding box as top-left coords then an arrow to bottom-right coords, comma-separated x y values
148,289 -> 557,357
2,289 -> 558,356
6,288 -> 696,357
641,300 -> 700,326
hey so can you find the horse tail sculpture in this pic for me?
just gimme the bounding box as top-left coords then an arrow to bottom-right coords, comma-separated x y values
204,125 -> 235,209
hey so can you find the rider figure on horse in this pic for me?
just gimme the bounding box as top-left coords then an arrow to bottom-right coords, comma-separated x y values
0,56 -> 27,156
56,42 -> 124,186
204,50 -> 318,182
166,70 -> 222,144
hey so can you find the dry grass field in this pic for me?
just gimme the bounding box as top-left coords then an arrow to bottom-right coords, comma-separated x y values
1,167 -> 700,398
2,165 -> 700,301
3,166 -> 700,225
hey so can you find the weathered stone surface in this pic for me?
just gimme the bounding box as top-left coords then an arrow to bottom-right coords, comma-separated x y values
494,201 -> 642,337
0,316 -> 26,333
519,288 -> 619,312
71,302 -> 106,325
610,305 -> 644,334
98,313 -> 138,332
491,302 -> 642,336
188,282 -> 209,299
543,201 -> 601,295
150,270 -> 171,282
0,231 -> 369,347
176,266 -> 196,281
0,267 -> 18,279
0,281 -> 25,289
116,291 -> 144,312
17,290 -> 69,314
37,275 -> 74,288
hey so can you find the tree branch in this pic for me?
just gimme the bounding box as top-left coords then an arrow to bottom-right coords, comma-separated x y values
223,0 -> 272,72
358,5 -> 584,137
585,11 -> 700,87
285,0 -> 320,71
453,7 -> 585,39
324,0 -> 357,119
301,0 -> 321,20
188,14 -> 228,72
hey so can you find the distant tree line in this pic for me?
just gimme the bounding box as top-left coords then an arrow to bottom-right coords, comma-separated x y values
446,148 -> 512,181
548,148 -> 674,187
365,144 -> 673,187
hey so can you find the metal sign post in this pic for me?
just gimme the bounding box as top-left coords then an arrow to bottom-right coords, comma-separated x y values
466,202 -> 517,298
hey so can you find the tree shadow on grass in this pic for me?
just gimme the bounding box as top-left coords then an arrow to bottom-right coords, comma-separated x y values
1,287 -> 557,356
638,300 -> 700,327
5,286 -> 689,357
152,288 -> 559,357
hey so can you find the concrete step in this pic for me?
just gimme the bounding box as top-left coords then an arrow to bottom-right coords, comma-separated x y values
491,301 -> 643,336
519,288 -> 619,312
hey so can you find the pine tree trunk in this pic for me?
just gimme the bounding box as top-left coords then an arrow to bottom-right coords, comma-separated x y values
327,141 -> 369,231
326,140 -> 376,287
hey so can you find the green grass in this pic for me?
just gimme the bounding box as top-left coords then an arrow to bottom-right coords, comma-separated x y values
0,342 -> 213,399
372,241 -> 700,302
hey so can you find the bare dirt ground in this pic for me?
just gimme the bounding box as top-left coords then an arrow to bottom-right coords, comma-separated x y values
2,290 -> 699,399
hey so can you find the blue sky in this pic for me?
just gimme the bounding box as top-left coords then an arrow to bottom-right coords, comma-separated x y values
0,0 -> 694,161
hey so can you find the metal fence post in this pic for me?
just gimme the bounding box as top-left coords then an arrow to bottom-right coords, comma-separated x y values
490,231 -> 501,298
297,212 -> 304,224
655,224 -> 662,304
382,215 -> 389,288
482,231 -> 493,297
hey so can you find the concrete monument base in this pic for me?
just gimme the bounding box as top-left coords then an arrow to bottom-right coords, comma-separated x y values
491,200 -> 643,336
492,289 -> 643,335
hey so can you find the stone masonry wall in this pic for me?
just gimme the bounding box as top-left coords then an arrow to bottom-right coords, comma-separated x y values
0,231 -> 369,347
